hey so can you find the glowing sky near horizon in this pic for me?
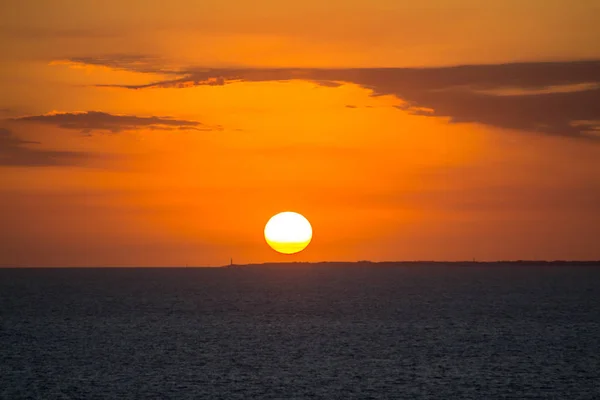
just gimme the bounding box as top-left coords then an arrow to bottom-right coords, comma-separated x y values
1,0 -> 599,266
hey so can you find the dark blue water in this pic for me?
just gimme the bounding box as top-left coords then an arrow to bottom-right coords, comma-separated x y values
1,264 -> 599,399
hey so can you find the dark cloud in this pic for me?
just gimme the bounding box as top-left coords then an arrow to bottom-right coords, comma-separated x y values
95,68 -> 321,89
70,56 -> 600,139
59,54 -> 179,74
13,111 -> 220,134
0,128 -> 88,167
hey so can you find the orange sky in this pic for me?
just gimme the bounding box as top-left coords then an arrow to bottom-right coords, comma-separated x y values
1,0 -> 599,266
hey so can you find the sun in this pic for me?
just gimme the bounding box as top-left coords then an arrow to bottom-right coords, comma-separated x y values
264,212 -> 312,254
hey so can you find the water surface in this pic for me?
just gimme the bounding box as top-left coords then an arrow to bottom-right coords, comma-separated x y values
1,264 -> 599,399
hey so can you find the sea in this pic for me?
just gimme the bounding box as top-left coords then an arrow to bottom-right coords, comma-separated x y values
1,263 -> 599,399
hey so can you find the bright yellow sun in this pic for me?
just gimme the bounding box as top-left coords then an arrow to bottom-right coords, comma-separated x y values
264,211 -> 312,254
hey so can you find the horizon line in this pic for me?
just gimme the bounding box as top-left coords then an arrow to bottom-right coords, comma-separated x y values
1,260 -> 599,269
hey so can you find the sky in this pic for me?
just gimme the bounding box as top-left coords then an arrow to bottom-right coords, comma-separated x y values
1,0 -> 599,266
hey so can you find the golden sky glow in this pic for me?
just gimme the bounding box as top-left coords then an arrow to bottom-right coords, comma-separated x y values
1,0 -> 599,266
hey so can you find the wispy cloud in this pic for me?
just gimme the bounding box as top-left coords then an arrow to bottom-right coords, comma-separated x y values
50,54 -> 179,75
12,111 -> 221,134
61,56 -> 600,139
0,128 -> 88,167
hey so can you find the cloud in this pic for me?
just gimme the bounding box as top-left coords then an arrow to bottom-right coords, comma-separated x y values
12,111 -> 221,134
51,54 -> 178,75
65,56 -> 600,138
0,128 -> 88,167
